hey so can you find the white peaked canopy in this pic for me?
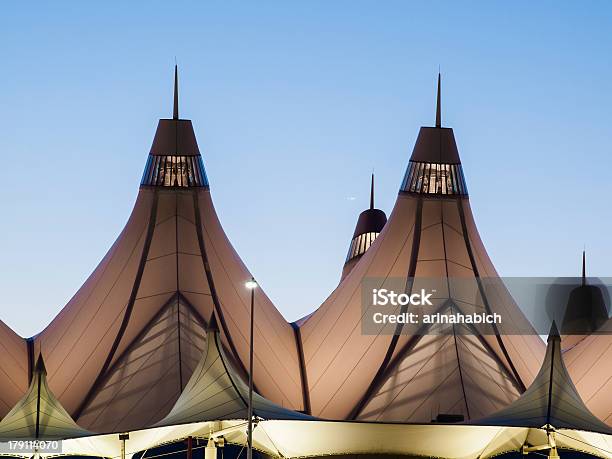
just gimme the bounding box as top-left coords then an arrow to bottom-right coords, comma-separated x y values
155,329 -> 313,426
0,355 -> 90,440
0,320 -> 28,419
33,68 -> 304,433
298,74 -> 545,421
474,323 -> 611,435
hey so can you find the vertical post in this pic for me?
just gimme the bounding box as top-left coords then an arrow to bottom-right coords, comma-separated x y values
119,433 -> 129,459
187,436 -> 193,459
247,281 -> 255,459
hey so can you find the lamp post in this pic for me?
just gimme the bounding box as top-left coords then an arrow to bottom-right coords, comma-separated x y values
118,433 -> 129,459
245,277 -> 258,459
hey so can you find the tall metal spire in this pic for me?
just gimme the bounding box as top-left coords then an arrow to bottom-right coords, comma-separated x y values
582,250 -> 586,286
173,64 -> 179,120
370,173 -> 375,210
435,72 -> 441,128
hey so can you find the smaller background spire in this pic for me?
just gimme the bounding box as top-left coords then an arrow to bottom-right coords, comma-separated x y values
173,64 -> 179,120
548,320 -> 561,342
582,250 -> 586,286
435,73 -> 441,128
34,353 -> 46,375
370,173 -> 375,210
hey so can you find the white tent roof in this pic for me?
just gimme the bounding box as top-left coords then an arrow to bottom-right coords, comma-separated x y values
0,355 -> 90,440
155,330 -> 313,427
474,323 -> 611,435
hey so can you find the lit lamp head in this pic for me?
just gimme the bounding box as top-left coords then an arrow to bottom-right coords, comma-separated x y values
245,279 -> 258,290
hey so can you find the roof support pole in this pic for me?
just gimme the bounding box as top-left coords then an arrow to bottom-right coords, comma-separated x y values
119,433 -> 129,459
247,277 -> 256,459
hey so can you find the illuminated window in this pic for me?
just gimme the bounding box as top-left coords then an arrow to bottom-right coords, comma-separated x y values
141,155 -> 209,187
346,231 -> 380,263
400,161 -> 467,195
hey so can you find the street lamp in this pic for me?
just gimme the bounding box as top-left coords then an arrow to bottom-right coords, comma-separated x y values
245,277 -> 258,459
118,433 -> 129,459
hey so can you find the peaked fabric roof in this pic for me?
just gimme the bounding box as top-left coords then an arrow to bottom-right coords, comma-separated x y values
156,330 -> 313,427
475,324 -> 611,435
33,69 -> 304,433
0,320 -> 28,419
0,356 -> 90,440
565,332 -> 612,426
298,76 -> 545,421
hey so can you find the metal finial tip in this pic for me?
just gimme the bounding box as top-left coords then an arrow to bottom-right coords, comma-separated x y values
370,173 -> 375,210
582,250 -> 586,286
435,73 -> 441,128
35,353 -> 47,374
548,321 -> 561,342
173,65 -> 179,120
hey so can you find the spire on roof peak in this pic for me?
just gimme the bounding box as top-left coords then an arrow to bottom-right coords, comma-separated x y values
342,173 -> 387,278
435,73 -> 441,128
208,313 -> 220,333
370,173 -> 375,210
582,250 -> 586,286
173,64 -> 179,120
548,321 -> 561,342
34,353 -> 46,375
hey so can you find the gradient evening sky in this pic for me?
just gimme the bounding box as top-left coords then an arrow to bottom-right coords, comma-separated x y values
1,1 -> 611,337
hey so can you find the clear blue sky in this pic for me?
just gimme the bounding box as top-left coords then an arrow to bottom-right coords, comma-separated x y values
1,1 -> 611,338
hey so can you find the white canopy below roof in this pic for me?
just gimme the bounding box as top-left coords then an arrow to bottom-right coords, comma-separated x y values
17,420 -> 611,459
